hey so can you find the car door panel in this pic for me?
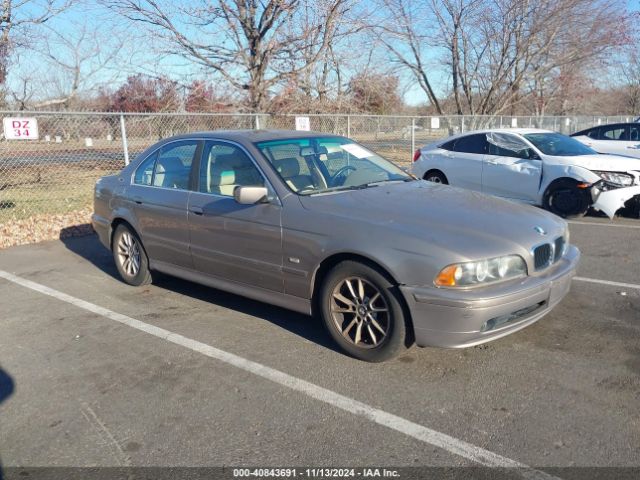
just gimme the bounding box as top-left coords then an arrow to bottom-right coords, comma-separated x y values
129,140 -> 199,268
188,140 -> 284,292
189,194 -> 283,291
129,185 -> 192,267
445,134 -> 487,191
482,133 -> 541,202
482,156 -> 541,201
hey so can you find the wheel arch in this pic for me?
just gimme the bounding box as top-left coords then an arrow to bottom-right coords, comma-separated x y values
309,252 -> 415,344
423,169 -> 448,183
110,217 -> 140,251
542,176 -> 591,200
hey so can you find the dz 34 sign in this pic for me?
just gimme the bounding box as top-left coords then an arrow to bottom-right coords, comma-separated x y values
3,117 -> 39,140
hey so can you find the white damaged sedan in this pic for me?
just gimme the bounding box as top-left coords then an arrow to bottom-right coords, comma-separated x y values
412,128 -> 640,218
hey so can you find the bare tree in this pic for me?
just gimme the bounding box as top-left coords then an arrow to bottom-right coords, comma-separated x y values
431,0 -> 628,118
104,0 -> 352,111
374,0 -> 444,114
0,0 -> 73,103
24,22 -> 125,109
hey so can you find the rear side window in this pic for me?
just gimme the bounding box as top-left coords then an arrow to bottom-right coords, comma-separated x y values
601,126 -> 626,140
630,125 -> 640,142
152,141 -> 198,189
134,152 -> 157,186
586,128 -> 600,139
440,140 -> 456,151
453,134 -> 488,154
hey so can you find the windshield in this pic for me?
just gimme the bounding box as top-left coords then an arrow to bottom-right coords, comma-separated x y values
255,136 -> 411,195
523,132 -> 597,157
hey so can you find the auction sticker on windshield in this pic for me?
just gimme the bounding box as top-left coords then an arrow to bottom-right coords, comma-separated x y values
341,143 -> 373,158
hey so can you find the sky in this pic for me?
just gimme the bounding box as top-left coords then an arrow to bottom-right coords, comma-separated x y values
9,0 -> 640,108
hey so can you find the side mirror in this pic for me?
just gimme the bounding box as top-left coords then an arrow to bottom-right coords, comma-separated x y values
233,186 -> 268,205
528,149 -> 541,160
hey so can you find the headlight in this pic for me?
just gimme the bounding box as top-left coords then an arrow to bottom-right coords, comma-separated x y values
592,171 -> 634,187
435,255 -> 527,287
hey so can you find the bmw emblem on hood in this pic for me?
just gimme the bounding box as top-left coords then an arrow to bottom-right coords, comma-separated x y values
534,226 -> 547,236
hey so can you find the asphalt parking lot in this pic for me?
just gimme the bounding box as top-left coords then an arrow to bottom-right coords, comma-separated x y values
0,216 -> 639,479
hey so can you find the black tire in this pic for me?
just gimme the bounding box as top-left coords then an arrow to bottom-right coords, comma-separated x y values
543,180 -> 590,219
112,224 -> 152,286
319,261 -> 411,362
424,170 -> 448,184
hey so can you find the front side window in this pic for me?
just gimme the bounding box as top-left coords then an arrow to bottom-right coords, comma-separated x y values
630,125 -> 640,142
486,132 -> 532,159
453,134 -> 488,154
199,141 -> 264,196
255,136 -> 410,195
152,141 -> 198,189
523,133 -> 596,157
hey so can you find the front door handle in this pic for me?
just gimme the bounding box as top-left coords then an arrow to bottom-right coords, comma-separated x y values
132,196 -> 143,204
486,159 -> 498,165
190,206 -> 204,215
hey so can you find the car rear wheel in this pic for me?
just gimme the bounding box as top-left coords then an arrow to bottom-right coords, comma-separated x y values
319,261 -> 410,362
424,170 -> 448,184
543,180 -> 589,218
113,224 -> 152,286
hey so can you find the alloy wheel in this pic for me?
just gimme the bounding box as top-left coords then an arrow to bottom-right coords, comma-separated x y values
330,277 -> 390,348
117,231 -> 141,277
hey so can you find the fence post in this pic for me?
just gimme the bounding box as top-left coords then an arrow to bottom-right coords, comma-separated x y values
120,114 -> 130,166
255,114 -> 260,130
347,115 -> 351,138
411,117 -> 416,156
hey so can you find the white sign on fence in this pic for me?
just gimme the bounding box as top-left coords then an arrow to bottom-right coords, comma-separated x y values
511,118 -> 518,127
430,117 -> 440,129
3,117 -> 39,140
295,116 -> 311,131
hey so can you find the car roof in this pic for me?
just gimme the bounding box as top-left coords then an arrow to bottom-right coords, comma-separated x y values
572,123 -> 638,135
158,129 -> 343,144
434,127 -> 553,144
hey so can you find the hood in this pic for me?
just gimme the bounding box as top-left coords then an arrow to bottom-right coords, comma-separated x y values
298,181 -> 566,260
546,153 -> 640,172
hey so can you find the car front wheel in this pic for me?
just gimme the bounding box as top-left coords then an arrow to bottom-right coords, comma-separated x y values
424,170 -> 448,184
112,224 -> 152,286
319,261 -> 411,362
543,180 -> 590,218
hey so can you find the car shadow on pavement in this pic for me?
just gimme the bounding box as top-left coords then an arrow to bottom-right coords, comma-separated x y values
0,367 -> 15,480
59,230 -> 121,280
60,234 -> 341,354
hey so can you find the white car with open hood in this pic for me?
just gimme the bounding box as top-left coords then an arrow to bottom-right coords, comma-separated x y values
411,128 -> 640,218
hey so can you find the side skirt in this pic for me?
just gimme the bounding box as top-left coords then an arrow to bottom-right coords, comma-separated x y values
150,260 -> 312,316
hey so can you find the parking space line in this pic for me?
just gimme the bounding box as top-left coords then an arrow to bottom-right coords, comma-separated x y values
568,220 -> 640,229
573,276 -> 640,291
0,269 -> 557,480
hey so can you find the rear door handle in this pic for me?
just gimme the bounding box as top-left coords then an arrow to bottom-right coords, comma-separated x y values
486,159 -> 498,165
133,196 -> 143,204
190,206 -> 204,215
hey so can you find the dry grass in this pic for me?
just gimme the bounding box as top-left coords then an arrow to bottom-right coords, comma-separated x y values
0,161 -> 121,223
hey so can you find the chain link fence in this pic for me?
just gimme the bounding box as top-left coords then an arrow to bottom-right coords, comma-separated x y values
0,111 -> 636,237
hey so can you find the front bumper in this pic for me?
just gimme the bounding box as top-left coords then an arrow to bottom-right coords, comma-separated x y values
591,184 -> 640,219
400,245 -> 580,348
